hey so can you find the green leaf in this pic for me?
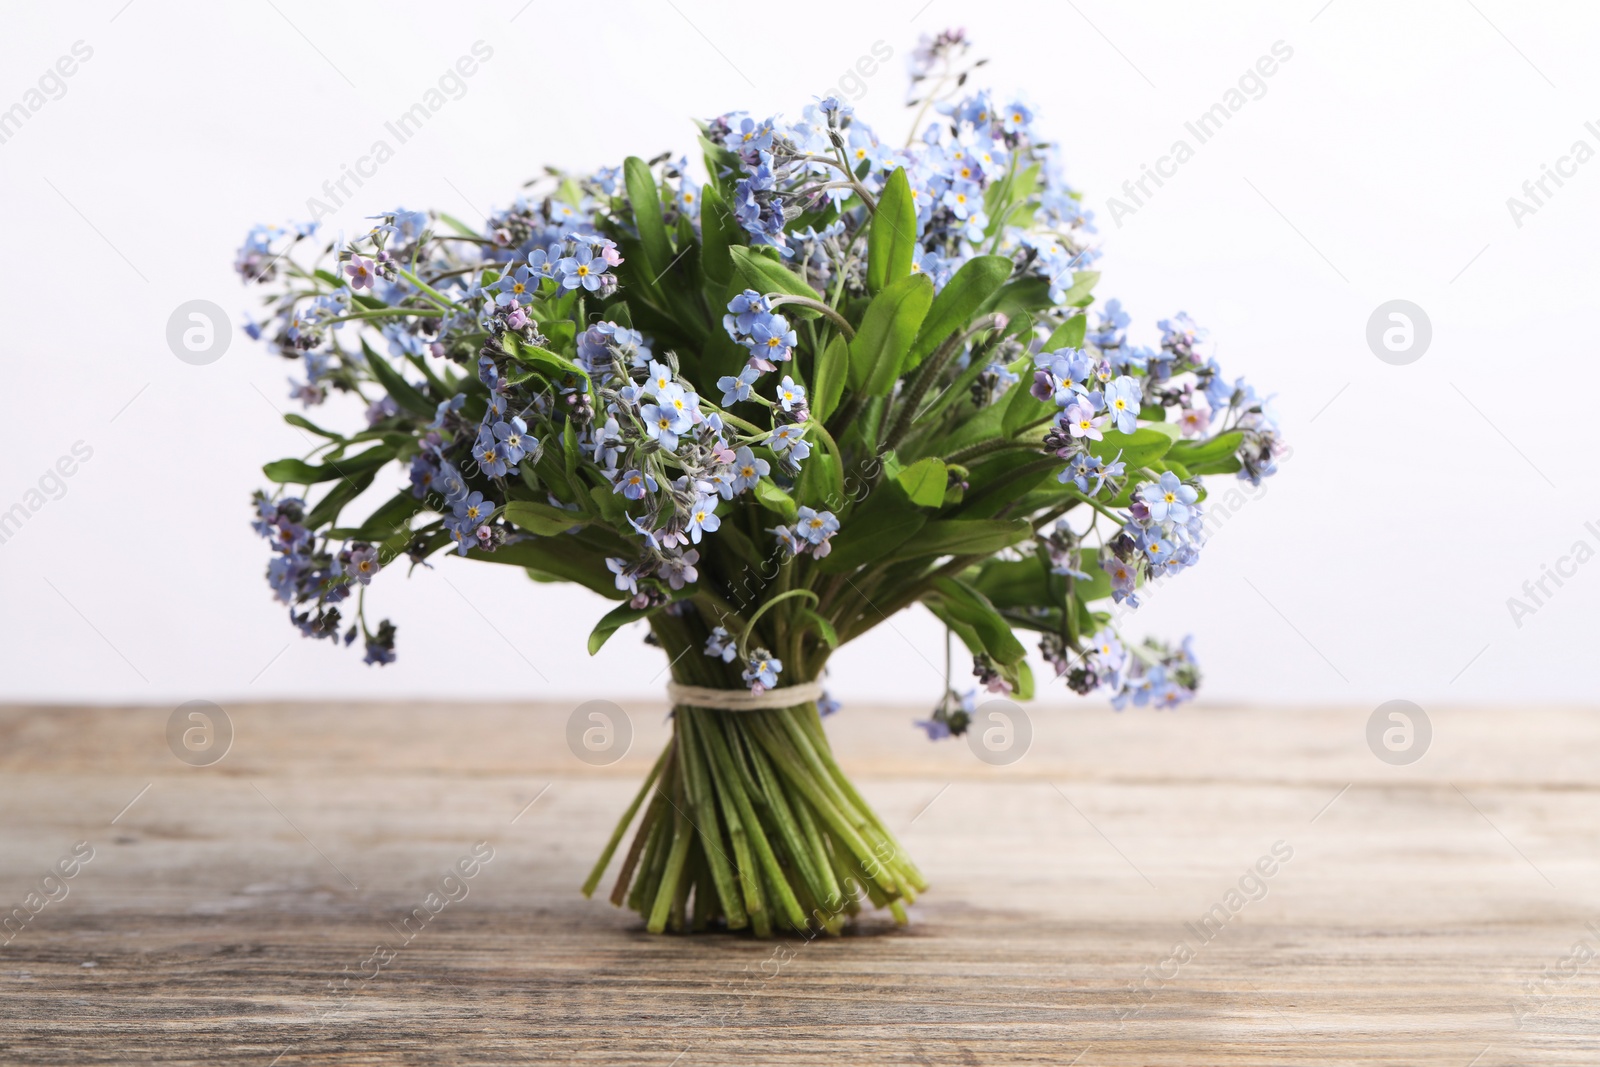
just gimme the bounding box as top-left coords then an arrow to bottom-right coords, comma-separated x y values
1187,454 -> 1244,477
886,518 -> 1033,561
816,497 -> 926,573
848,273 -> 934,395
799,449 -> 844,511
955,452 -> 1057,520
562,418 -> 579,488
263,445 -> 395,486
360,340 -> 433,417
284,413 -> 343,439
1057,271 -> 1100,308
926,576 -> 1026,665
351,491 -> 425,541
1043,314 -> 1087,350
503,335 -> 589,386
753,478 -> 797,523
1002,374 -> 1054,437
978,275 -> 1054,318
1088,427 -> 1175,469
503,500 -> 588,537
698,184 -> 736,285
587,482 -> 628,526
468,538 -> 623,599
894,457 -> 947,508
866,167 -> 918,294
1169,430 -> 1244,466
624,156 -> 672,284
907,254 -> 1012,367
729,246 -> 820,318
588,594 -> 687,655
798,608 -> 839,648
813,333 -> 849,423
304,469 -> 376,529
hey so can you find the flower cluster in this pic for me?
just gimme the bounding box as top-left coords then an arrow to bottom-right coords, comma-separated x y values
771,506 -> 839,559
250,492 -> 394,664
707,72 -> 1096,296
238,31 -> 1279,731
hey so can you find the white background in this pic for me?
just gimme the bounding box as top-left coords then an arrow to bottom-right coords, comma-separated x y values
0,0 -> 1595,710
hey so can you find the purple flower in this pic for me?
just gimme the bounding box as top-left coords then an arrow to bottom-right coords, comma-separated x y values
1062,399 -> 1105,441
344,255 -> 376,290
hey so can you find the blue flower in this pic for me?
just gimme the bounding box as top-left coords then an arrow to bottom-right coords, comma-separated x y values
614,468 -> 658,500
557,243 -> 608,291
655,383 -> 700,432
1143,536 -> 1175,568
744,314 -> 796,363
767,423 -> 808,456
1104,376 -> 1142,434
493,416 -> 533,464
429,393 -> 466,430
794,506 -> 839,546
1140,472 -> 1197,523
1058,452 -> 1104,494
723,290 -> 771,338
639,404 -> 680,451
495,265 -> 537,307
1102,554 -> 1138,604
606,557 -> 639,595
729,446 -> 769,495
818,691 -> 842,717
473,428 -> 511,477
453,491 -> 494,528
1000,99 -> 1035,135
770,524 -> 804,557
685,495 -> 720,543
436,463 -> 470,505
742,648 -> 782,693
776,375 -> 807,412
1091,298 -> 1130,348
704,626 -> 738,662
941,180 -> 982,220
343,544 -> 381,585
718,366 -> 760,406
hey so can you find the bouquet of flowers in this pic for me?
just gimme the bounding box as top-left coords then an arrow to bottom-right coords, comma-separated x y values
240,31 -> 1283,937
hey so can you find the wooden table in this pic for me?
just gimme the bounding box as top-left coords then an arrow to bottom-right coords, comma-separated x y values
1,701 -> 1595,1065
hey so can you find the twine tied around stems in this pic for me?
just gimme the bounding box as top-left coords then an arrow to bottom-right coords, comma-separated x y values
666,680 -> 825,712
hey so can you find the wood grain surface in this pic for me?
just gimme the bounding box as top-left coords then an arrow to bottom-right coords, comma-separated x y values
0,700 -> 1596,1065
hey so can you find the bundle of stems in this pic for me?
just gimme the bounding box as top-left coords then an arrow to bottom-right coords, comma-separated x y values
582,621 -> 924,936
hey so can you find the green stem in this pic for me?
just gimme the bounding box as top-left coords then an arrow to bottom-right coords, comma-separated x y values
765,295 -> 856,340
396,267 -> 467,313
582,744 -> 669,897
737,588 -> 818,660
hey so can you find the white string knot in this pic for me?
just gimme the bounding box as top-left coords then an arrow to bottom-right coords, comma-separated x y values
666,680 -> 825,712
